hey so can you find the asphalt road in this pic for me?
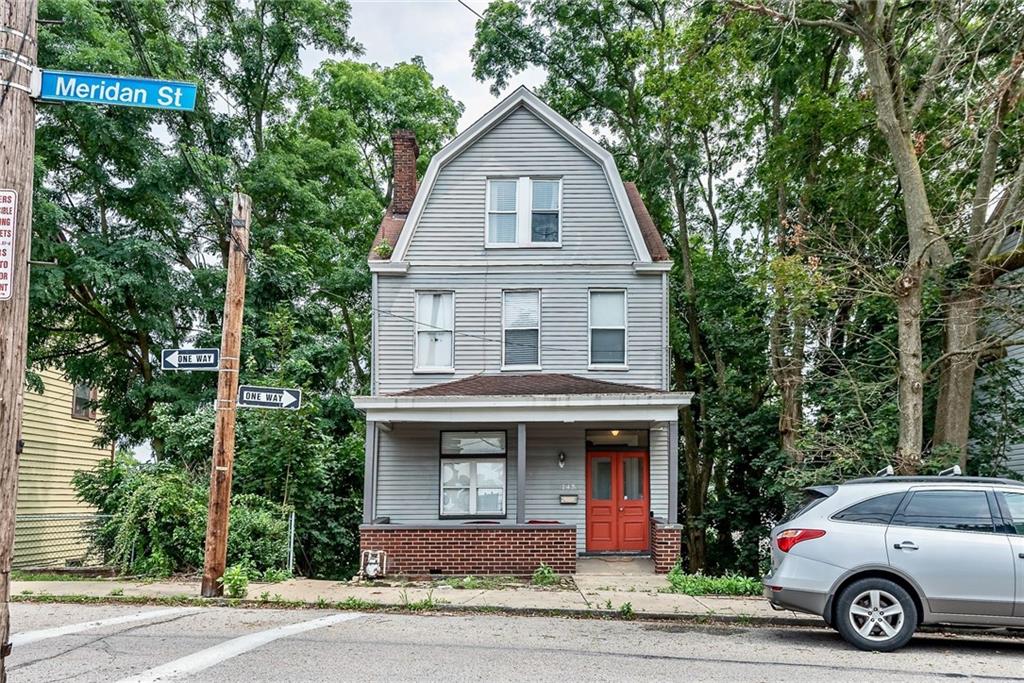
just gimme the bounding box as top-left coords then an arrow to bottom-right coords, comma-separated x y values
6,602 -> 1024,682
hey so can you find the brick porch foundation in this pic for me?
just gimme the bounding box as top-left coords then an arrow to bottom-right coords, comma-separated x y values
650,517 -> 683,573
359,523 -> 577,576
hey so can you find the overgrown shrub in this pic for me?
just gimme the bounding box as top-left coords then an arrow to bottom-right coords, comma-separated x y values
74,455 -> 290,577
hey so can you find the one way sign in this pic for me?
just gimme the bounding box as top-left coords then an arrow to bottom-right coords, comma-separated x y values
162,348 -> 220,371
237,385 -> 302,410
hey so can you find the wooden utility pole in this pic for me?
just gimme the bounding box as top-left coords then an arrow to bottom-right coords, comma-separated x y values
0,1 -> 38,679
200,192 -> 250,598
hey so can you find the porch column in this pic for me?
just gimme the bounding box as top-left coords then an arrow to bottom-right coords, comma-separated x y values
362,421 -> 378,524
516,422 -> 526,524
668,420 -> 679,525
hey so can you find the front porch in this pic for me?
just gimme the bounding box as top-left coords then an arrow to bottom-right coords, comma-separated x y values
354,376 -> 691,576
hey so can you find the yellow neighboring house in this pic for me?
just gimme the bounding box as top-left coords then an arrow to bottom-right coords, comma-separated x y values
14,368 -> 112,568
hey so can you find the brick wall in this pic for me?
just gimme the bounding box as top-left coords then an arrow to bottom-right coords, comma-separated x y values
390,129 -> 419,215
359,524 -> 577,576
650,517 -> 682,574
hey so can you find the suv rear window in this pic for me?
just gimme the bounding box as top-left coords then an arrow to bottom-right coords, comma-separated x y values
892,490 -> 994,533
783,486 -> 836,523
833,492 -> 905,524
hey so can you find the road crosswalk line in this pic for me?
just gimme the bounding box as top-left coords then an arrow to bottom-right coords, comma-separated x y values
11,608 -> 200,647
115,612 -> 365,682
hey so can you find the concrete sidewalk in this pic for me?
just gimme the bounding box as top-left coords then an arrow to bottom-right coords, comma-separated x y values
9,575 -> 815,626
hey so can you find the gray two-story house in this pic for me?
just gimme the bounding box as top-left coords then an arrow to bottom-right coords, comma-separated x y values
353,87 -> 690,576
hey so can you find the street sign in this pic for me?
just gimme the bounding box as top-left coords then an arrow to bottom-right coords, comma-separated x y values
0,190 -> 15,301
237,385 -> 302,410
35,70 -> 198,111
161,348 -> 220,371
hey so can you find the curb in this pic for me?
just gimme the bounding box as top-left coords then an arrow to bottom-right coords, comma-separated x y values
9,592 -> 821,628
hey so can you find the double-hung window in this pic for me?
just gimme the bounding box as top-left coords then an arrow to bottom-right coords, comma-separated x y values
415,291 -> 454,371
486,177 -> 561,246
71,383 -> 97,420
440,431 -> 507,517
589,290 -> 627,367
502,290 -> 540,368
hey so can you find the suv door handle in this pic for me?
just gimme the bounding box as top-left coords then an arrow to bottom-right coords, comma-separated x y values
893,541 -> 919,551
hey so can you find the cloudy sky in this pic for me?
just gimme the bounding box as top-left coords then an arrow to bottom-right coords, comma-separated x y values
339,0 -> 546,130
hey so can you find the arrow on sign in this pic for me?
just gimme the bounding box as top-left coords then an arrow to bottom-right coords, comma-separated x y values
161,348 -> 220,371
237,385 -> 302,410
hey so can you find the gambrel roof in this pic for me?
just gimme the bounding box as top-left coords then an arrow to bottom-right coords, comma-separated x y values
369,86 -> 669,265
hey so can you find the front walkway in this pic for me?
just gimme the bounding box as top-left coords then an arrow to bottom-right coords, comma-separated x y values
10,575 -> 814,625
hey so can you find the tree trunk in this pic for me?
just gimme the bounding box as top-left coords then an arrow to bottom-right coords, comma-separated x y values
933,286 -> 981,468
895,265 -> 925,472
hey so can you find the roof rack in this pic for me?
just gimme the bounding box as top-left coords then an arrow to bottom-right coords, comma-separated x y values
844,475 -> 1024,487
875,465 -> 894,477
938,464 -> 962,477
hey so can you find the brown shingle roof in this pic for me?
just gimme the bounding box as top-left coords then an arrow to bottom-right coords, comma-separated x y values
391,373 -> 667,397
623,182 -> 670,262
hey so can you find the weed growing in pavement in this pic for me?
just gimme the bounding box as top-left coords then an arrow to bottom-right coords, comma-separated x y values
220,565 -> 249,599
259,591 -> 271,602
400,588 -> 444,611
335,597 -> 377,610
108,588 -> 124,597
663,564 -> 760,596
619,602 -> 635,620
531,564 -> 559,587
20,590 -> 33,595
438,575 -> 517,590
315,596 -> 329,608
604,599 -> 613,610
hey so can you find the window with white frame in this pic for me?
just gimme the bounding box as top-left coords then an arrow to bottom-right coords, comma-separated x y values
531,179 -> 560,242
440,431 -> 507,517
415,291 -> 454,371
502,290 -> 540,368
487,179 -> 518,244
486,177 -> 561,246
589,290 -> 626,366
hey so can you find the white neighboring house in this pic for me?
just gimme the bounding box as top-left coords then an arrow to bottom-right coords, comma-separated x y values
353,87 -> 691,576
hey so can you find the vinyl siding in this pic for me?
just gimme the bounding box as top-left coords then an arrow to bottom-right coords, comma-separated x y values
373,422 -> 669,553
14,369 -> 110,567
376,267 -> 666,393
405,105 -> 636,263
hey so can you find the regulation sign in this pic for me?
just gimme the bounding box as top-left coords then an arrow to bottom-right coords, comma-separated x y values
35,70 -> 198,112
0,190 -> 16,301
237,385 -> 302,410
161,348 -> 220,371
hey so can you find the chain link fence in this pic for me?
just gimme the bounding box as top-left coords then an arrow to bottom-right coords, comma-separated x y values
12,513 -> 112,569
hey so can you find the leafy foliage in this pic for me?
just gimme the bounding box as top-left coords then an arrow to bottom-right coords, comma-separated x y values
664,565 -> 761,597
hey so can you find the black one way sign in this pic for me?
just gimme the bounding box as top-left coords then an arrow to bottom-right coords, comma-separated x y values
237,385 -> 302,410
162,348 -> 220,371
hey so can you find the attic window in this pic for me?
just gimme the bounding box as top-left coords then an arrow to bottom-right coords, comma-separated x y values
486,178 -> 561,247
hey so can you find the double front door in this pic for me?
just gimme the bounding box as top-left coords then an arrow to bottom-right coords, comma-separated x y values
586,451 -> 649,552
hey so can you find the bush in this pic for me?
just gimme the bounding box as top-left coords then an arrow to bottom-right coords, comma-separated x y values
74,456 -> 290,577
664,564 -> 761,596
221,564 -> 249,599
531,563 -> 559,586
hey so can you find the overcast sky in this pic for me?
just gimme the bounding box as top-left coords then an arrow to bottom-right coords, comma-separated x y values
335,0 -> 546,131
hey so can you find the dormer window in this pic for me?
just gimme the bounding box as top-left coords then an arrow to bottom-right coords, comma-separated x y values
486,177 -> 561,247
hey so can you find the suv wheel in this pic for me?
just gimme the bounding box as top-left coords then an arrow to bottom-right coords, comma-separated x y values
835,578 -> 917,652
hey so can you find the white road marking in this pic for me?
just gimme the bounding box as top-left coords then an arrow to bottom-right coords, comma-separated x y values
115,612 -> 365,682
11,608 -> 200,647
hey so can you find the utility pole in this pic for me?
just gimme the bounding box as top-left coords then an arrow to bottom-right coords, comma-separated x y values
200,192 -> 250,598
0,1 -> 38,679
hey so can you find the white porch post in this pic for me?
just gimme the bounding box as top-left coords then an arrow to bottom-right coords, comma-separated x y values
362,421 -> 378,524
516,423 -> 526,524
668,420 -> 679,525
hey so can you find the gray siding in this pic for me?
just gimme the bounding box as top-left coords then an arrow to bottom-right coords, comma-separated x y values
373,422 -> 669,552
405,106 -> 636,263
376,267 -> 666,393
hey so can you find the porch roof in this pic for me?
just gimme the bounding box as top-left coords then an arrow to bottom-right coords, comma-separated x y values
353,373 -> 691,423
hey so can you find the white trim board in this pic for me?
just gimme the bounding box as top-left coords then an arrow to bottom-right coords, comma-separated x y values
390,86 -> 652,264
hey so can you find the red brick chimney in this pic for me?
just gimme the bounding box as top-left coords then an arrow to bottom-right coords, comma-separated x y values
391,129 -> 419,215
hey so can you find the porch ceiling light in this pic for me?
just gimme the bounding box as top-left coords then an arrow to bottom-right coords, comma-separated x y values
610,429 -> 620,437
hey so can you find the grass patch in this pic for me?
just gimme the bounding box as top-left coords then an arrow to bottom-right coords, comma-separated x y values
436,575 -> 518,590
11,571 -> 101,582
663,565 -> 761,596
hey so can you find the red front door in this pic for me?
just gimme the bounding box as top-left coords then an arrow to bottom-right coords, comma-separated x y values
586,451 -> 650,552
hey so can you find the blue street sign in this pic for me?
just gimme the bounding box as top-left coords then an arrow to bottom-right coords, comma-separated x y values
35,69 -> 197,111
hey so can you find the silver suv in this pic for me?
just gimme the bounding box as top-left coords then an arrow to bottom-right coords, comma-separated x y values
763,472 -> 1024,651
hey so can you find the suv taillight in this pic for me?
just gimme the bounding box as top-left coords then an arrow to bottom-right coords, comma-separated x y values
776,528 -> 826,553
